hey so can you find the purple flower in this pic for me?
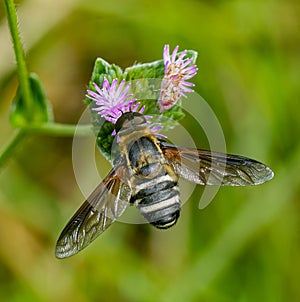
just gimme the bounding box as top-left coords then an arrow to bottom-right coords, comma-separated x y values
158,45 -> 198,112
86,77 -> 165,138
86,78 -> 141,124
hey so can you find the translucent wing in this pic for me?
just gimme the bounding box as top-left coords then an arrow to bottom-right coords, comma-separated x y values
160,141 -> 274,186
55,165 -> 131,259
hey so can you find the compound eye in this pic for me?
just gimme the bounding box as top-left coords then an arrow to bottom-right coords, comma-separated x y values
122,119 -> 131,128
115,112 -> 146,133
133,116 -> 146,124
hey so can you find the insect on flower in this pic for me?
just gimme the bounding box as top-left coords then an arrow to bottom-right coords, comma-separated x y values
55,50 -> 274,259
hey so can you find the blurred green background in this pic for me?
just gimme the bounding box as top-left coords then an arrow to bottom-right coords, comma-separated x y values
0,0 -> 299,301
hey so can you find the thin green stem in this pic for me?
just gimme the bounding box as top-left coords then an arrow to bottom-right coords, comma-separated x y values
0,123 -> 92,169
4,0 -> 33,119
28,123 -> 93,137
0,129 -> 27,169
0,124 -> 92,169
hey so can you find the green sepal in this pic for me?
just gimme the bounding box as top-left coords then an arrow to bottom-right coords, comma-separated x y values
10,73 -> 53,127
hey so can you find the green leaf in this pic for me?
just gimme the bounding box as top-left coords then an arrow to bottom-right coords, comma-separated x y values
95,120 -> 115,162
124,60 -> 165,80
10,73 -> 53,127
124,50 -> 198,81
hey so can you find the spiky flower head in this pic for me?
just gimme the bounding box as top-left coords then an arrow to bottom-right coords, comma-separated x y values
86,78 -> 144,124
86,77 -> 165,138
158,45 -> 198,112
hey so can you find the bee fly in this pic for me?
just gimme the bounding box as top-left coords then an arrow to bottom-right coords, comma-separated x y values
55,112 -> 274,258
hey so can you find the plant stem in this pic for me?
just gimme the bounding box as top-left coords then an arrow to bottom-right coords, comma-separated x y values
0,124 -> 92,169
28,123 -> 93,137
0,129 -> 27,169
4,0 -> 33,119
2,1 -> 94,169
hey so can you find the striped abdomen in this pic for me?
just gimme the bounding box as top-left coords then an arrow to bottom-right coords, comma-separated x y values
128,136 -> 181,229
